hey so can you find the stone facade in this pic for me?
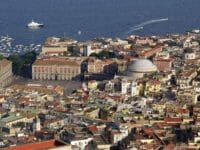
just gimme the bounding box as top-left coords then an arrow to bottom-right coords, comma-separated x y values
0,59 -> 13,88
41,46 -> 67,56
82,58 -> 117,74
32,57 -> 81,80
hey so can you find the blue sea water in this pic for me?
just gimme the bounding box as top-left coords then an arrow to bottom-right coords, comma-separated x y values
0,0 -> 200,45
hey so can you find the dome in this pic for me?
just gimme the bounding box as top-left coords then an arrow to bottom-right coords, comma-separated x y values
128,59 -> 157,73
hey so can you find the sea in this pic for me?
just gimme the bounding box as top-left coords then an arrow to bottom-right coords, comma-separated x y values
0,0 -> 200,45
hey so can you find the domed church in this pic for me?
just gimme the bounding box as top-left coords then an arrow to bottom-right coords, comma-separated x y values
126,59 -> 157,80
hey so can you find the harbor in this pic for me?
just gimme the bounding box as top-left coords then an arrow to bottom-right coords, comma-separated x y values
0,35 -> 41,56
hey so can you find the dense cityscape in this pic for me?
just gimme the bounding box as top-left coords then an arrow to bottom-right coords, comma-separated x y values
0,28 -> 199,150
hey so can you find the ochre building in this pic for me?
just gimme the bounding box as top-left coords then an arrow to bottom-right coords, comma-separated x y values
0,59 -> 13,88
32,57 -> 81,80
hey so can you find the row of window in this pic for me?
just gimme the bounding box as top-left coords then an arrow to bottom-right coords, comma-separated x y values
33,67 -> 80,74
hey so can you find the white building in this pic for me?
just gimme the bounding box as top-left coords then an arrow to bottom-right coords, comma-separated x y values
70,137 -> 93,150
33,116 -> 41,131
83,45 -> 92,56
184,49 -> 196,60
111,125 -> 129,144
121,79 -> 138,96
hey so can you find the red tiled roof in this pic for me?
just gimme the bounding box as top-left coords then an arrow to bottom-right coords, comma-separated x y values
185,58 -> 200,64
180,69 -> 196,78
164,143 -> 176,150
176,108 -> 188,114
88,125 -> 98,134
164,117 -> 182,124
156,122 -> 170,127
138,46 -> 163,58
33,57 -> 80,66
154,58 -> 173,72
148,80 -> 161,85
6,140 -> 65,150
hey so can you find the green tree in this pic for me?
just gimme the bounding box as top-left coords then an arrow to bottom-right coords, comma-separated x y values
8,54 -> 24,75
89,51 -> 116,59
23,51 -> 37,64
8,51 -> 37,78
89,53 -> 99,57
0,54 -> 4,60
21,51 -> 37,78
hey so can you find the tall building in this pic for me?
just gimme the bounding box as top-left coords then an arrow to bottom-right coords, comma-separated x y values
83,45 -> 92,56
0,59 -> 13,88
35,116 -> 41,131
32,57 -> 81,80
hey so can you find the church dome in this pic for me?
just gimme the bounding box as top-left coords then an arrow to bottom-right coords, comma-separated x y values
128,59 -> 157,73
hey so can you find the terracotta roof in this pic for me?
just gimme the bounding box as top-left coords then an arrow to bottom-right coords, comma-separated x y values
33,57 -> 80,66
6,140 -> 66,150
87,125 -> 98,134
0,95 -> 5,99
144,128 -> 154,136
164,117 -> 182,124
148,80 -> 161,85
88,80 -> 97,83
154,58 -> 173,72
17,97 -> 30,103
138,46 -> 163,58
185,58 -> 200,64
176,108 -> 188,114
164,143 -> 176,150
180,69 -> 196,78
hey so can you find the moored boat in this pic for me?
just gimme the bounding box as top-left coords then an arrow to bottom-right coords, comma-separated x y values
27,20 -> 44,28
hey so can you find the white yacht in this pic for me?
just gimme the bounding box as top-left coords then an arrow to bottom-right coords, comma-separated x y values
27,20 -> 44,28
192,29 -> 200,34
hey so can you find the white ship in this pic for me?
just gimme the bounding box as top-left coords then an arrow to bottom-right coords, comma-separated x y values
192,29 -> 200,34
27,20 -> 44,28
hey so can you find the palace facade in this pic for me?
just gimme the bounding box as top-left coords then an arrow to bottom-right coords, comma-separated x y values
32,57 -> 81,80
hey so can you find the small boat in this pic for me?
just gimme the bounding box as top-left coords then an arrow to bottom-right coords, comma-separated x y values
27,20 -> 44,28
191,29 -> 200,34
78,30 -> 82,35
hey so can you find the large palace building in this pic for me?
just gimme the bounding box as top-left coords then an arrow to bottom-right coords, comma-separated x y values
0,59 -> 13,88
32,57 -> 81,80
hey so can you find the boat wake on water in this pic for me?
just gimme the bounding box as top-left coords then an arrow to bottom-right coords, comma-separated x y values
133,17 -> 168,29
124,17 -> 169,36
125,26 -> 144,34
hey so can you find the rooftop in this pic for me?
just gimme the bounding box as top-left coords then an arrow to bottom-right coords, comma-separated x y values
0,113 -> 24,123
6,140 -> 67,150
33,57 -> 81,66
